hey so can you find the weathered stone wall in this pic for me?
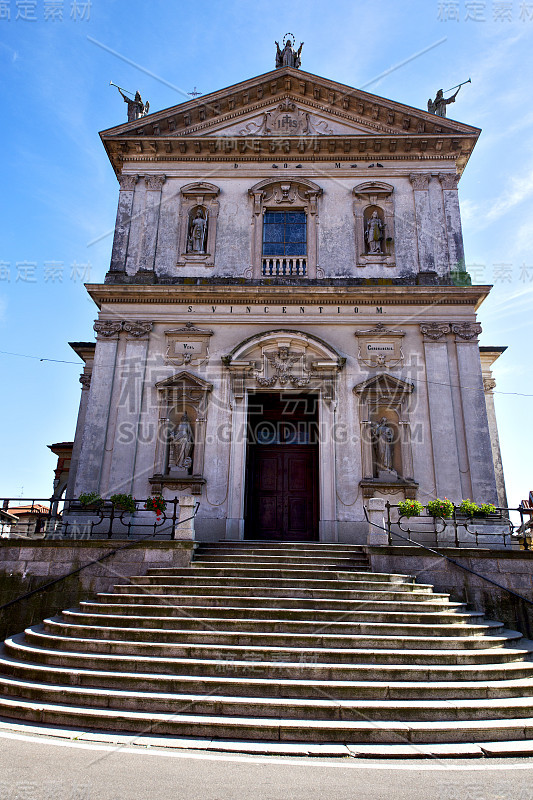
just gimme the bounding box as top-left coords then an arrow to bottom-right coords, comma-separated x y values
0,540 -> 194,641
367,545 -> 533,637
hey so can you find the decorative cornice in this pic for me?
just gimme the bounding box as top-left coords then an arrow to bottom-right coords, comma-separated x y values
420,322 -> 451,341
438,172 -> 460,190
452,322 -> 482,340
409,173 -> 431,191
87,284 -> 491,308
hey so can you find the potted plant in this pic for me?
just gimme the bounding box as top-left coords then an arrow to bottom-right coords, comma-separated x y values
477,502 -> 497,517
458,499 -> 480,517
78,492 -> 103,510
426,498 -> 454,518
144,495 -> 167,521
109,493 -> 136,513
397,499 -> 424,518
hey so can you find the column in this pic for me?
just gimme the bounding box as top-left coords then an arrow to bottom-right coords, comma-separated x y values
453,324 -> 499,504
438,173 -> 465,273
66,372 -> 92,499
420,323 -> 463,502
109,175 -> 138,273
140,175 -> 166,271
319,394 -> 338,542
225,392 -> 248,540
73,322 -> 121,495
409,173 -> 435,273
107,323 -> 152,496
483,376 -> 508,508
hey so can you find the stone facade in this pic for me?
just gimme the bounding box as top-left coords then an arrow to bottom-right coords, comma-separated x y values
67,65 -> 505,543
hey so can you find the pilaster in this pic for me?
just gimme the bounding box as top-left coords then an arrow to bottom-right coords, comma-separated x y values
109,174 -> 138,274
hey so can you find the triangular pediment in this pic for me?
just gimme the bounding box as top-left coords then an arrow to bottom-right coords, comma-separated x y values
353,373 -> 414,395
101,66 -> 479,140
156,371 -> 213,391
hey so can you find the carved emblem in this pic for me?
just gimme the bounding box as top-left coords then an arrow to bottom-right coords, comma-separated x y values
256,347 -> 311,387
165,322 -> 213,367
123,321 -> 153,338
419,323 -> 451,341
238,99 -> 333,137
94,321 -> 122,338
355,323 -> 405,368
451,322 -> 482,340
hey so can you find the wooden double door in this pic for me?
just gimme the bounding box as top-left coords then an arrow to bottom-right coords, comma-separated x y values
245,394 -> 318,541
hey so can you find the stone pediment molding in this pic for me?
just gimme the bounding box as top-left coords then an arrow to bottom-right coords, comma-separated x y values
100,67 -> 480,176
353,373 -> 414,397
156,371 -> 213,392
180,182 -> 220,198
249,177 -> 322,213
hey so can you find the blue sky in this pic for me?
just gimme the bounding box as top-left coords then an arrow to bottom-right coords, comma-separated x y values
1,0 -> 532,505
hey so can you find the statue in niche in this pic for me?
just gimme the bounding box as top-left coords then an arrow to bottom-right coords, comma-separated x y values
169,412 -> 194,471
365,210 -> 384,254
371,417 -> 396,476
275,36 -> 303,69
187,209 -> 208,254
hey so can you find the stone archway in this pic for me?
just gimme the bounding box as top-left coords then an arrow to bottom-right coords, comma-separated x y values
222,330 -> 345,542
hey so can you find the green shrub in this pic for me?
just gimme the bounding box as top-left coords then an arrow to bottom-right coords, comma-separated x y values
109,493 -> 136,513
426,498 -> 454,518
459,498 -> 480,516
397,499 -> 424,518
78,492 -> 103,508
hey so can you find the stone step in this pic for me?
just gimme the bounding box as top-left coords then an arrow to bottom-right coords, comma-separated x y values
58,611 -> 519,650
139,575 -> 419,590
1,692 -> 533,743
97,587 -> 442,604
81,597 -> 491,632
145,567 -> 432,583
197,542 -> 367,550
4,649 -> 533,698
46,616 -> 523,653
123,577 -> 454,610
194,555 -> 371,566
102,594 -> 480,624
25,627 -> 508,665
7,635 -> 532,681
3,671 -> 533,721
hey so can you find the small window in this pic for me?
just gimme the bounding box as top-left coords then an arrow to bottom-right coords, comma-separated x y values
262,211 -> 307,256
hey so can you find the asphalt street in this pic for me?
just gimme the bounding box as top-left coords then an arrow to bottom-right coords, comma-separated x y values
1,733 -> 533,800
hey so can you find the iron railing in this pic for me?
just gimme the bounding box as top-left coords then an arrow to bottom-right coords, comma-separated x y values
382,502 -> 531,550
0,497 -> 197,540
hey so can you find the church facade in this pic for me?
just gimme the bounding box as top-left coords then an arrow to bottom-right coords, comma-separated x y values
67,49 -> 506,543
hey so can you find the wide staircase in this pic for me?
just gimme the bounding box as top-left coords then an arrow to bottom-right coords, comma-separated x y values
1,541 -> 533,745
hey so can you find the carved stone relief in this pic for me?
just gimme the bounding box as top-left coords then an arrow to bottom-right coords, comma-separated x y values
355,323 -> 404,368
164,322 -> 213,367
93,321 -> 122,338
238,99 -> 334,137
419,323 -> 451,341
452,322 -> 482,341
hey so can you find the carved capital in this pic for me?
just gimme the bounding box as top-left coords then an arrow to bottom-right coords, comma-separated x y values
483,377 -> 496,392
409,173 -> 431,191
94,320 -> 122,338
438,172 -> 460,191
79,373 -> 91,389
118,174 -> 139,191
123,320 -> 153,338
452,322 -> 482,341
420,323 -> 450,341
144,174 -> 166,191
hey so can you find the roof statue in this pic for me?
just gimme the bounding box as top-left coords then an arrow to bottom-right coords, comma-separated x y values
427,79 -> 471,117
275,34 -> 303,69
110,82 -> 150,122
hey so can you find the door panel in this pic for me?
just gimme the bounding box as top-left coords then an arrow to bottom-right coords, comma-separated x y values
246,446 -> 317,540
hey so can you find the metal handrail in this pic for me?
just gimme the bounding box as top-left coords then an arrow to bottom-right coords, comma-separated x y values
0,503 -> 199,614
363,506 -> 533,609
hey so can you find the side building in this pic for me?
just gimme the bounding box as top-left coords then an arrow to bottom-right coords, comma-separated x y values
67,51 -> 506,543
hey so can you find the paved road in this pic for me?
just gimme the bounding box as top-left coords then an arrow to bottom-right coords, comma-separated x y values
1,733 -> 533,800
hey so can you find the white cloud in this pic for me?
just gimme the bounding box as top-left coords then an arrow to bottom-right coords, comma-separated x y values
485,165 -> 533,222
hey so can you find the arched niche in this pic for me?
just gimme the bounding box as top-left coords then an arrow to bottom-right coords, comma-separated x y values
177,182 -> 220,268
353,182 -> 395,267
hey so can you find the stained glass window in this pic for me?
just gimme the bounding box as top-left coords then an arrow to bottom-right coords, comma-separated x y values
262,211 -> 307,256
